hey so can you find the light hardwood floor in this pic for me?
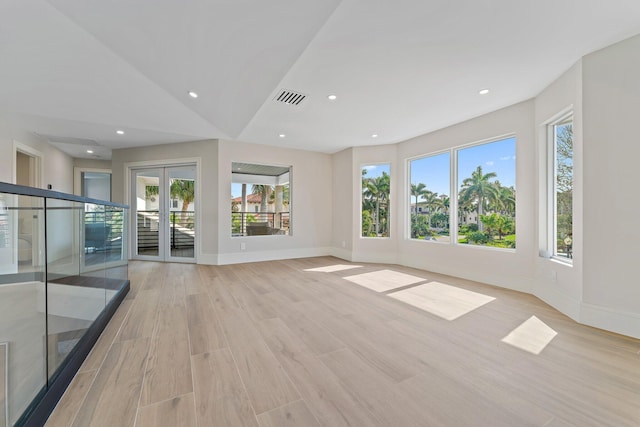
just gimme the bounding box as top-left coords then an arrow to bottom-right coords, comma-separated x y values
45,257 -> 640,426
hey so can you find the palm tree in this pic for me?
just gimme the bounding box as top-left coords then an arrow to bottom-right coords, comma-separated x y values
251,184 -> 273,213
170,179 -> 195,222
459,166 -> 498,230
422,190 -> 443,228
410,183 -> 427,214
492,182 -> 515,216
363,172 -> 390,236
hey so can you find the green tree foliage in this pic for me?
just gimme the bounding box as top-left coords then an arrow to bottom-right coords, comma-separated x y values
459,166 -> 499,230
362,171 -> 390,237
556,122 -> 573,247
480,213 -> 514,240
170,179 -> 195,222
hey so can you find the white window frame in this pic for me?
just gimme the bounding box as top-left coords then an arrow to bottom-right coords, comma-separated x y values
404,134 -> 517,251
547,111 -> 574,264
360,162 -> 392,239
407,150 -> 452,243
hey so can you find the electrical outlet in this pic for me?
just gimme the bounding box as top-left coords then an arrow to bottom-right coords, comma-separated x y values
240,242 -> 246,251
341,240 -> 346,248
550,270 -> 557,282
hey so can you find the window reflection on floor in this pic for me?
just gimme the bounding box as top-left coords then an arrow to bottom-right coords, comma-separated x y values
343,269 -> 426,292
388,281 -> 495,320
304,264 -> 362,273
501,315 -> 557,355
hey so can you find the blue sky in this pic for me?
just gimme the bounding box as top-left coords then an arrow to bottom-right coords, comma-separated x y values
361,163 -> 391,179
231,183 -> 242,198
411,137 -> 516,197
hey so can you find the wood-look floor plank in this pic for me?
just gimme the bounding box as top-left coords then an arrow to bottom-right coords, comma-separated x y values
191,349 -> 258,427
116,290 -> 159,342
225,279 -> 278,322
136,393 -> 197,427
185,294 -> 227,355
140,306 -> 193,406
208,280 -> 300,414
262,291 -> 346,355
256,400 -> 320,427
318,348 -> 438,427
258,318 -> 382,427
71,338 -> 149,427
79,299 -> 133,373
47,258 -> 640,427
45,370 -> 96,427
295,299 -> 419,382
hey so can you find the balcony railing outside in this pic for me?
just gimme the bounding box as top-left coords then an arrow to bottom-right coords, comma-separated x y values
136,210 -> 195,255
0,182 -> 129,427
231,211 -> 290,236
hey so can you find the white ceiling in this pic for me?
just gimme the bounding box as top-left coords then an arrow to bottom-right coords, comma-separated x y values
2,0 -> 640,159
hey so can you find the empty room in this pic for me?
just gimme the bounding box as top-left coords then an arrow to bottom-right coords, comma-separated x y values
1,1 -> 640,426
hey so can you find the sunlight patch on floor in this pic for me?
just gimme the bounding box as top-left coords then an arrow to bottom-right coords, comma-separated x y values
304,264 -> 362,273
388,281 -> 495,320
343,269 -> 426,292
501,315 -> 558,355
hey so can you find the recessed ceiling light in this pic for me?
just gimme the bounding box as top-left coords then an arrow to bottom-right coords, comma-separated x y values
371,134 -> 378,138
86,150 -> 94,154
188,91 -> 198,98
327,94 -> 337,101
479,89 -> 490,95
116,130 -> 124,135
279,134 -> 286,138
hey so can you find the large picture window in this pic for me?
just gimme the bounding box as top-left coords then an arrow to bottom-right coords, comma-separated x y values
407,136 -> 516,249
361,164 -> 390,237
457,137 -> 516,249
231,162 -> 291,237
409,152 -> 450,242
551,115 -> 573,260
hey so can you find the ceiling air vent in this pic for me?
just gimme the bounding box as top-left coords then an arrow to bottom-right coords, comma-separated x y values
274,89 -> 306,106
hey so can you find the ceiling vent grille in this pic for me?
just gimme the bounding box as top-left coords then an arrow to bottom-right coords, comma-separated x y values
274,89 -> 306,106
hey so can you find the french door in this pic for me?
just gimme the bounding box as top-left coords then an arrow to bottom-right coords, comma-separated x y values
131,165 -> 196,262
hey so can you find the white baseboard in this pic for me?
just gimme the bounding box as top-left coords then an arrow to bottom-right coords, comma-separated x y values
580,303 -> 640,339
534,283 -> 582,322
197,252 -> 218,266
329,247 -> 353,262
214,247 -> 332,265
350,251 -> 398,265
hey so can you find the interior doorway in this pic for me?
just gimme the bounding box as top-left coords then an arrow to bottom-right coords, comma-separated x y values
12,144 -> 44,271
131,165 -> 196,263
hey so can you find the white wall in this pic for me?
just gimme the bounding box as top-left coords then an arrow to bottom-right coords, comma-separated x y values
216,140 -> 332,264
390,101 -> 536,293
533,61 -> 584,320
0,118 -> 75,266
580,33 -> 640,337
331,148 -> 354,259
0,117 -> 73,191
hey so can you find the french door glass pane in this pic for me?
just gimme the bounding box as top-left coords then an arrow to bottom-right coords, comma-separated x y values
134,169 -> 160,257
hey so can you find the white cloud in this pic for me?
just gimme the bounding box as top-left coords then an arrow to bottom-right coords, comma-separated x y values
363,165 -> 377,170
486,161 -> 495,166
500,156 -> 511,161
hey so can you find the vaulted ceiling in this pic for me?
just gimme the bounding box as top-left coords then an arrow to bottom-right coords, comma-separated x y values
2,0 -> 640,159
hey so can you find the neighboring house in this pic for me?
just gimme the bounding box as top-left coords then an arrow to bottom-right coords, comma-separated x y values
232,193 -> 275,213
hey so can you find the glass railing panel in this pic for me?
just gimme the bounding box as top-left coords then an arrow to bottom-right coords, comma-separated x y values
46,199 -> 105,380
103,205 -> 128,307
0,182 -> 129,425
0,192 -> 46,426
